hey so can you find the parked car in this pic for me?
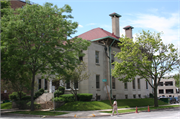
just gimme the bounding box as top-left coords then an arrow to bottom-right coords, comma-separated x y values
169,97 -> 179,104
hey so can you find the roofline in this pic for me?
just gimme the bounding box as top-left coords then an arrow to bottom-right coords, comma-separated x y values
91,36 -> 120,42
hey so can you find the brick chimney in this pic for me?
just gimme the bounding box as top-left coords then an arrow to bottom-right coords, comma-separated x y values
109,12 -> 121,37
123,25 -> 134,39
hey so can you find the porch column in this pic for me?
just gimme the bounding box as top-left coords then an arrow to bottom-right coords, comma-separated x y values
49,79 -> 52,93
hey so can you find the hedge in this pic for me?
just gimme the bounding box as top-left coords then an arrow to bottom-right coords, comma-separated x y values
77,93 -> 93,101
60,94 -> 75,102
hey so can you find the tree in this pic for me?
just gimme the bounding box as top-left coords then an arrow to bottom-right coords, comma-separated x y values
55,62 -> 90,101
173,74 -> 180,88
1,0 -> 11,17
1,2 -> 90,111
112,30 -> 180,107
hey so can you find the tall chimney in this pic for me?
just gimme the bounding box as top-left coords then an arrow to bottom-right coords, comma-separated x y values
123,25 -> 134,39
109,12 -> 121,37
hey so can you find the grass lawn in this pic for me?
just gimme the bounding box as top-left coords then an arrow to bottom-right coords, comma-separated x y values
100,105 -> 180,114
56,98 -> 168,111
9,111 -> 68,116
1,102 -> 12,109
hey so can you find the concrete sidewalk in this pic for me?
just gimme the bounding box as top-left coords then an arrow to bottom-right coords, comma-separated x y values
1,104 -> 179,118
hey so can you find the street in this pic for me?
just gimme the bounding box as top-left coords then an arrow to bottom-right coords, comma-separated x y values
1,107 -> 180,119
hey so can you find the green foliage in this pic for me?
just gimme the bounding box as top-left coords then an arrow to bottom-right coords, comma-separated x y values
112,30 -> 180,107
77,93 -> 93,101
27,101 -> 41,109
0,0 -> 11,17
1,2 -> 90,111
60,94 -> 75,102
39,89 -> 44,93
53,97 -> 65,102
58,86 -> 65,94
34,89 -> 44,99
1,102 -> 12,109
9,92 -> 26,101
54,90 -> 63,97
173,74 -> 180,88
21,96 -> 31,101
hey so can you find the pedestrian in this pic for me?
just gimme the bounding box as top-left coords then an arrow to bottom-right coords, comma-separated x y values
111,98 -> 119,116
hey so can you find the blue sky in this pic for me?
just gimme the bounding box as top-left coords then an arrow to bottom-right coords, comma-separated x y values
31,0 -> 179,75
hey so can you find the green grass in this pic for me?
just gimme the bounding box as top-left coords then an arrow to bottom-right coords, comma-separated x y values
56,98 -> 168,111
1,102 -> 12,109
9,111 -> 68,116
101,105 -> 180,114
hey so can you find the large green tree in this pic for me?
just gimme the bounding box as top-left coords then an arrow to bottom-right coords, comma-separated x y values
173,73 -> 180,88
1,0 -> 11,17
1,2 -> 90,111
112,30 -> 180,107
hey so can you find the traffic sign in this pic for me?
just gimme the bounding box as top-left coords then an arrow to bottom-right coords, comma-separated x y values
102,79 -> 107,82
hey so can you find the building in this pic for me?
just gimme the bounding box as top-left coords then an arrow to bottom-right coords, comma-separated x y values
4,0 -> 152,100
157,77 -> 180,98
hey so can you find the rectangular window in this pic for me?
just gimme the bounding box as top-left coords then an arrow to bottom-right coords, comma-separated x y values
38,79 -> 41,90
137,79 -> 140,89
166,89 -> 173,94
146,81 -> 148,89
95,51 -> 99,64
132,80 -> 135,89
96,75 -> 100,89
158,82 -> 163,86
74,81 -> 78,89
165,81 -> 173,86
159,89 -> 164,94
111,54 -> 115,63
125,95 -> 128,99
124,82 -> 128,89
138,94 -> 141,98
112,77 -> 115,89
44,79 -> 48,90
113,95 -> 116,99
79,51 -> 83,61
96,95 -> 101,101
66,81 -> 70,89
133,94 -> 136,98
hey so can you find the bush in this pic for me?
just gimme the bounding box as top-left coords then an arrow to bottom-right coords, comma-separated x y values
9,92 -> 18,101
54,90 -> 63,98
77,93 -> 93,101
9,92 -> 27,101
39,88 -> 44,93
53,97 -> 65,102
60,94 -> 75,102
21,96 -> 31,101
58,86 -> 65,94
27,101 -> 41,109
34,89 -> 44,99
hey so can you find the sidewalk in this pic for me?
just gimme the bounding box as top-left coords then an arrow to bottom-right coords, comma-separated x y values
1,104 -> 180,118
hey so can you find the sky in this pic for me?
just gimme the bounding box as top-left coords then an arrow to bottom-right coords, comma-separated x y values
30,0 -> 180,75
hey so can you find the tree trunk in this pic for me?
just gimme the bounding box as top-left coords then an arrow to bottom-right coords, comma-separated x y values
154,86 -> 158,107
30,72 -> 35,111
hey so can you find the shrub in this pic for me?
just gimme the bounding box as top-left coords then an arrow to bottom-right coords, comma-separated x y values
60,94 -> 75,102
27,101 -> 41,109
53,97 -> 65,102
77,93 -> 93,101
21,96 -> 31,101
9,92 -> 18,101
39,88 -> 44,93
54,90 -> 63,98
58,86 -> 65,94
34,89 -> 44,99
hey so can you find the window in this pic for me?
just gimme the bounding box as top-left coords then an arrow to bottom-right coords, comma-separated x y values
96,95 -> 101,101
137,79 -> 140,89
66,81 -> 70,89
112,77 -> 115,89
146,81 -> 148,89
132,80 -> 135,89
95,51 -> 99,64
169,95 -> 172,97
113,95 -> 116,99
38,79 -> 41,90
124,82 -> 128,89
125,95 -> 128,99
111,54 -> 115,64
133,95 -> 136,98
166,89 -> 173,94
79,51 -> 83,61
96,75 -> 100,89
138,94 -> 141,98
158,82 -> 163,86
165,81 -> 173,86
74,81 -> 78,89
44,79 -> 48,90
159,89 -> 164,94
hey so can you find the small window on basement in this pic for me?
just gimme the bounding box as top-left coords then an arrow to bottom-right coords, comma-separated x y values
125,95 -> 128,99
133,94 -> 136,98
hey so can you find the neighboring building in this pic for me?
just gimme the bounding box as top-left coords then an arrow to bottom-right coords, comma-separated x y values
4,0 -> 152,100
157,77 -> 180,98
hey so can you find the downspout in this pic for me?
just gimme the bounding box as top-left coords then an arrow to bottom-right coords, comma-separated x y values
109,39 -> 115,98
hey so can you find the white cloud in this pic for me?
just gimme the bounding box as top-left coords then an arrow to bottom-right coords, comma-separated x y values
130,12 -> 179,48
78,24 -> 83,28
147,8 -> 158,13
86,23 -> 96,26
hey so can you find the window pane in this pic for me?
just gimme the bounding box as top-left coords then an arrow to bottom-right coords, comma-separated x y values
44,79 -> 48,90
124,82 -> 127,89
112,77 -> 115,89
132,80 -> 135,89
146,81 -> 148,89
66,81 -> 70,89
96,75 -> 100,88
74,81 -> 78,89
95,51 -> 99,64
138,79 -> 140,89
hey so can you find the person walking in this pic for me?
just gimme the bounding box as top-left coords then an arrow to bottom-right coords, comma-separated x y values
111,98 -> 119,116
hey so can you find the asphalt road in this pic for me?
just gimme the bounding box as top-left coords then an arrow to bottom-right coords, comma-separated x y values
1,107 -> 180,119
